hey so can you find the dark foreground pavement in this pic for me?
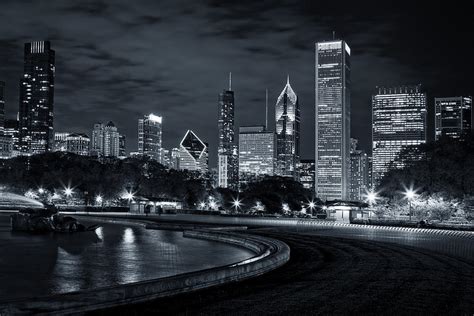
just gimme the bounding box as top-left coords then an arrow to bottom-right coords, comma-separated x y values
92,228 -> 474,315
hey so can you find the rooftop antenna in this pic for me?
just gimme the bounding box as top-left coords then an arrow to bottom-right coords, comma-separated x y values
229,72 -> 232,91
287,74 -> 290,85
265,89 -> 268,130
332,31 -> 335,40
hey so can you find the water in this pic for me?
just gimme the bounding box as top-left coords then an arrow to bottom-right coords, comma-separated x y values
0,215 -> 255,302
0,192 -> 44,209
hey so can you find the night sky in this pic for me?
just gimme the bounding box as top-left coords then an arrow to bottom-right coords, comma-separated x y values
0,1 -> 472,166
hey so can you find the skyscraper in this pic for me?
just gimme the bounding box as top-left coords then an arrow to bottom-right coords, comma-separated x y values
315,39 -> 351,201
218,73 -> 238,190
103,121 -> 119,157
350,139 -> 369,201
179,130 -> 208,174
91,121 -> 120,157
18,41 -> 55,154
91,123 -> 104,157
435,96 -> 472,140
0,81 -> 5,134
238,125 -> 276,185
138,114 -> 162,162
372,85 -> 427,185
275,76 -> 300,179
119,134 -> 126,158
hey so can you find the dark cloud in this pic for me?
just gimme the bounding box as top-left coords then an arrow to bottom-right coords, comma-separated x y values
0,0 -> 472,166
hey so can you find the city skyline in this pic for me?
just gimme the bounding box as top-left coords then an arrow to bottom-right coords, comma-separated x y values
0,1 -> 473,167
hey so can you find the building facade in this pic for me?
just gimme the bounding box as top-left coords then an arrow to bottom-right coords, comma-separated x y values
435,96 -> 472,140
275,76 -> 300,179
66,133 -> 90,156
372,85 -> 427,185
4,119 -> 19,155
18,41 -> 55,155
238,125 -> 276,186
91,121 -> 120,157
350,139 -> 369,201
298,159 -> 315,193
315,40 -> 351,201
53,132 -> 69,152
0,81 -> 4,134
138,114 -> 162,162
217,74 -> 238,190
119,134 -> 126,158
178,130 -> 208,174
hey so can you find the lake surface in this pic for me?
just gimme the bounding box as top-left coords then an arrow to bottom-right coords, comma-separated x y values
0,214 -> 255,301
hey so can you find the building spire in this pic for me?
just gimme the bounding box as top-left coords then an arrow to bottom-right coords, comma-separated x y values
265,89 -> 268,130
229,72 -> 232,91
332,30 -> 335,40
286,74 -> 290,85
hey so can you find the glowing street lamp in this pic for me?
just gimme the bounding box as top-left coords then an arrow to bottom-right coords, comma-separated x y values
209,200 -> 217,210
233,199 -> 241,211
123,191 -> 135,201
199,202 -> 206,209
365,190 -> 378,206
64,187 -> 73,197
38,187 -> 45,194
404,187 -> 418,221
95,195 -> 103,204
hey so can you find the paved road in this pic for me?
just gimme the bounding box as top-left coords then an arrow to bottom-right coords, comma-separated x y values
97,228 -> 474,315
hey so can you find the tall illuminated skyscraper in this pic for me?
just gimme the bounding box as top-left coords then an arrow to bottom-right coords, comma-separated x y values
179,130 -> 208,174
315,39 -> 351,201
372,85 -> 427,185
435,96 -> 472,140
138,113 -> 162,162
18,41 -> 55,154
218,73 -> 238,190
275,76 -> 300,179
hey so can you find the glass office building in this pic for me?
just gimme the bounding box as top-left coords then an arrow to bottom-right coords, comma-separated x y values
435,96 -> 472,140
238,125 -> 276,185
372,85 -> 427,185
315,40 -> 351,201
18,41 -> 55,154
138,113 -> 162,162
179,130 -> 208,174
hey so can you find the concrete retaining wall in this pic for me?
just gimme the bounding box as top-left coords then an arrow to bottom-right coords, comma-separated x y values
0,229 -> 289,315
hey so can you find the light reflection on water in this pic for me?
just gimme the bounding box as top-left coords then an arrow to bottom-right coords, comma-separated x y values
0,216 -> 255,301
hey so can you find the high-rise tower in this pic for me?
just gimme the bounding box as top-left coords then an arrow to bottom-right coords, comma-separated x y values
218,73 -> 238,190
315,40 -> 351,201
372,85 -> 427,185
18,41 -> 55,154
138,113 -> 162,162
275,76 -> 300,179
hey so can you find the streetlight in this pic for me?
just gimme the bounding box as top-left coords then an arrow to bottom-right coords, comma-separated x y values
123,191 -> 134,201
404,187 -> 417,221
233,198 -> 241,212
64,187 -> 73,197
199,202 -> 206,210
95,195 -> 103,204
38,187 -> 45,194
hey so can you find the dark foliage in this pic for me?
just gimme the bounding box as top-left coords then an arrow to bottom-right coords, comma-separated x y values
379,134 -> 474,199
0,153 -> 209,207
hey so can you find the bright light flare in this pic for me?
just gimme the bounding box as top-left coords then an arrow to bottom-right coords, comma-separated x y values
64,187 -> 73,197
38,188 -> 45,194
233,199 -> 241,209
404,186 -> 418,200
123,190 -> 135,201
308,201 -> 315,209
96,195 -> 103,204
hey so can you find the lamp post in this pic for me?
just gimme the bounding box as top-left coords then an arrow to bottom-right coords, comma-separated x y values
233,199 -> 241,213
404,188 -> 416,221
